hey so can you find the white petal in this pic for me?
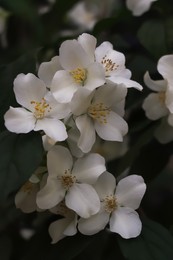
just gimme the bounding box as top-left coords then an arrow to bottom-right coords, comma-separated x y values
66,183 -> 100,218
142,93 -> 168,120
75,114 -> 96,153
4,107 -> 36,133
116,175 -> 146,210
72,153 -> 106,184
14,73 -> 47,111
165,86 -> 173,113
59,40 -> 90,69
155,118 -> 173,144
48,218 -> 71,244
95,41 -> 113,62
78,210 -> 109,235
77,33 -> 96,62
144,71 -> 166,92
93,83 -> 127,108
158,54 -> 173,81
126,0 -> 157,16
85,63 -> 105,91
34,118 -> 67,142
168,113 -> 173,127
51,70 -> 78,103
38,56 -> 62,87
108,77 -> 143,91
36,178 -> 65,209
67,127 -> 84,158
47,145 -> 73,177
95,111 -> 128,141
44,91 -> 71,119
110,207 -> 142,238
70,88 -> 94,116
94,171 -> 116,200
63,214 -> 78,236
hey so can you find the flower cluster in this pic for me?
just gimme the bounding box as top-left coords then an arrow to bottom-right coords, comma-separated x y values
4,33 -> 146,243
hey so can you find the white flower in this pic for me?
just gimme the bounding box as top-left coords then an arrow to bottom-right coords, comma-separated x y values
142,55 -> 173,121
48,202 -> 77,244
36,145 -> 106,218
78,172 -> 146,239
51,33 -> 105,103
70,83 -> 128,153
154,117 -> 173,144
95,41 -> 143,90
126,0 -> 157,16
4,73 -> 70,141
38,56 -> 62,88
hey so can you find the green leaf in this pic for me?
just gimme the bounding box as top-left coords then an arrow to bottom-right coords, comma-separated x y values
0,51 -> 37,131
118,217 -> 173,260
0,131 -> 44,200
137,19 -> 168,59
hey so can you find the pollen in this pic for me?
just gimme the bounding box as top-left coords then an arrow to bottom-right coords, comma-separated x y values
158,91 -> 166,104
88,102 -> 111,124
70,68 -> 87,85
61,169 -> 76,190
103,195 -> 118,213
101,55 -> 119,75
30,98 -> 52,119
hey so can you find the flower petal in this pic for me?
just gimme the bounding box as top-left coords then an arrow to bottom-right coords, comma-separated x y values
14,73 -> 47,111
63,214 -> 78,236
70,88 -> 94,116
126,0 -> 157,16
51,70 -> 78,103
158,54 -> 173,81
72,153 -> 106,184
85,63 -> 105,91
34,118 -> 67,142
110,207 -> 142,238
95,41 -> 113,62
116,175 -> 146,210
144,71 -> 166,92
108,77 -> 143,91
38,56 -> 62,87
142,93 -> 168,120
4,107 -> 36,133
48,218 -> 71,244
47,145 -> 73,177
95,111 -> 128,141
36,178 -> 65,209
59,40 -> 90,69
75,114 -> 96,153
78,33 -> 96,62
78,210 -> 109,235
67,127 -> 84,158
94,171 -> 116,200
66,183 -> 100,218
155,118 -> 173,144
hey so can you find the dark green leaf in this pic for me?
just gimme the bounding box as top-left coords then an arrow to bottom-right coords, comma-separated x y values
0,131 -> 44,200
118,217 -> 173,260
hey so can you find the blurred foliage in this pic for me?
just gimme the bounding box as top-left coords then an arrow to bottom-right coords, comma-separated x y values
0,0 -> 173,259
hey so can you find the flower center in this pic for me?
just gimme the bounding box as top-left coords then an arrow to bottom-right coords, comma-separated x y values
103,195 -> 118,213
88,102 -> 111,124
158,91 -> 166,104
101,55 -> 119,75
30,98 -> 51,119
61,169 -> 76,190
21,181 -> 34,194
70,68 -> 87,85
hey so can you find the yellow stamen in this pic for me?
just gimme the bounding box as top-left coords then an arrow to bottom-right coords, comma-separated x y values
61,169 -> 76,190
70,68 -> 87,85
88,102 -> 111,124
30,98 -> 51,119
103,195 -> 118,213
101,55 -> 119,75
